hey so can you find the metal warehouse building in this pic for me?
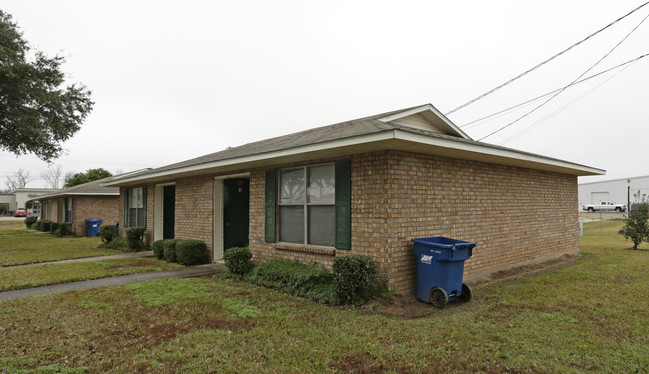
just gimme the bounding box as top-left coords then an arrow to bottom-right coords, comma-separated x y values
579,175 -> 649,210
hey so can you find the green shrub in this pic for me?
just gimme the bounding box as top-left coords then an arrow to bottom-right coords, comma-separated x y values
619,203 -> 649,249
59,222 -> 73,236
53,229 -> 61,236
24,216 -> 37,228
249,259 -> 334,303
30,220 -> 39,230
125,227 -> 146,252
98,237 -> 128,250
332,255 -> 381,305
50,222 -> 60,234
163,239 -> 180,262
223,247 -> 254,275
152,239 -> 166,260
99,225 -> 117,243
40,220 -> 52,232
175,240 -> 209,265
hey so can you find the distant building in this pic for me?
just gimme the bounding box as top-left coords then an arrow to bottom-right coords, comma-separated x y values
578,175 -> 649,210
0,188 -> 61,214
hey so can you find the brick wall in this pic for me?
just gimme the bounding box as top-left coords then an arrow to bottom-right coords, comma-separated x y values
249,150 -> 578,293
383,150 -> 578,292
71,195 -> 121,236
120,177 -> 214,254
174,175 -> 214,257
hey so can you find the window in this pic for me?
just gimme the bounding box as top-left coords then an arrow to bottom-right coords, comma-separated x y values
126,187 -> 146,227
278,164 -> 335,246
265,160 -> 350,249
64,198 -> 73,223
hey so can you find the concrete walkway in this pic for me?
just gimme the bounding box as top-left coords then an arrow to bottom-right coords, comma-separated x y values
3,250 -> 156,269
0,260 -> 226,302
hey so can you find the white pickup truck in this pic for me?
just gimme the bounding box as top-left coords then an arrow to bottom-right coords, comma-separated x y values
582,201 -> 627,212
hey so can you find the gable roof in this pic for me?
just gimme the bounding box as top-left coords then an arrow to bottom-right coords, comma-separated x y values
105,104 -> 604,186
33,176 -> 119,201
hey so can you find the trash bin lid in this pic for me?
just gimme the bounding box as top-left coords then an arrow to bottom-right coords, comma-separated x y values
411,236 -> 476,250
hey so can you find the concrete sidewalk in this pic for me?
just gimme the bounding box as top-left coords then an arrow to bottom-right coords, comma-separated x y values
0,263 -> 226,302
3,251 -> 156,269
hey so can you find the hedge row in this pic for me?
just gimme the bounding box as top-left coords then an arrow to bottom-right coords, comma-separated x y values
152,238 -> 209,266
25,219 -> 72,237
223,248 -> 385,305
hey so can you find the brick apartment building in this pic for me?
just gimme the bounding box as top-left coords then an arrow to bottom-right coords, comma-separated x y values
34,177 -> 120,237
104,104 -> 603,293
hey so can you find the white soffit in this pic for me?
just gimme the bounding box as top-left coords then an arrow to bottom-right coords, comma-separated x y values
378,104 -> 472,140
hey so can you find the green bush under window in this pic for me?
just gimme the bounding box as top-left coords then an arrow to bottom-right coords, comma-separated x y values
125,226 -> 146,252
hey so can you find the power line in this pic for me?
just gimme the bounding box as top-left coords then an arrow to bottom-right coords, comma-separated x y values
445,1 -> 649,117
478,10 -> 649,142
460,54 -> 649,130
499,62 -> 637,144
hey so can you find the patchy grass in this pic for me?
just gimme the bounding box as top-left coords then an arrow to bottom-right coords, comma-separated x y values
0,220 -> 648,373
0,221 -> 30,235
0,221 -> 116,266
0,258 -> 183,291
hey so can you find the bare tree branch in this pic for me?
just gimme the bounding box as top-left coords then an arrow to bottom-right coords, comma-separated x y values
5,168 -> 32,190
40,165 -> 64,189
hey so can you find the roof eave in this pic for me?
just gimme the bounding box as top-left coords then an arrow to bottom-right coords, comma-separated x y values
31,192 -> 120,201
104,130 -> 603,187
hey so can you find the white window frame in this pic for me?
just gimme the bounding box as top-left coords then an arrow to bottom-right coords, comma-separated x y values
127,187 -> 146,227
278,163 -> 335,246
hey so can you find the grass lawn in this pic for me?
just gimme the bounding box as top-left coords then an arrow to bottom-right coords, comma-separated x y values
1,220 -> 648,373
0,221 -> 118,266
0,258 -> 183,292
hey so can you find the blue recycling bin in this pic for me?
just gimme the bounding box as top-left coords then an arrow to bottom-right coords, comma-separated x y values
412,236 -> 476,308
85,219 -> 103,237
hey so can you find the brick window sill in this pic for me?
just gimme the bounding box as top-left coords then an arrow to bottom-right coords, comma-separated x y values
273,243 -> 336,256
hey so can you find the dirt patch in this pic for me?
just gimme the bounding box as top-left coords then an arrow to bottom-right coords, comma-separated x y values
330,352 -> 385,374
359,254 -> 581,318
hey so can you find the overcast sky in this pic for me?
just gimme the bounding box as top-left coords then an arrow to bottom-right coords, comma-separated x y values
1,0 -> 648,188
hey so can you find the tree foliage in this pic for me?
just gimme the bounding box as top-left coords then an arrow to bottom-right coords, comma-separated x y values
618,203 -> 649,250
64,168 -> 112,188
0,10 -> 93,162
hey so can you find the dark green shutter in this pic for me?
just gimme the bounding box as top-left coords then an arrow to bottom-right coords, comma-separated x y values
142,186 -> 147,228
265,169 -> 276,243
124,188 -> 129,227
335,160 -> 351,250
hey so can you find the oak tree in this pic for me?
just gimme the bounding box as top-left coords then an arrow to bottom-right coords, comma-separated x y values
0,10 -> 93,162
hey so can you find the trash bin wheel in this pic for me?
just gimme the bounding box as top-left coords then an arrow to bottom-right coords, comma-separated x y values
459,283 -> 472,303
429,287 -> 448,308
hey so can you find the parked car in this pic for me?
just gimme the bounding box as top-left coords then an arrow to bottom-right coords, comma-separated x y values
582,201 -> 627,212
14,209 -> 27,217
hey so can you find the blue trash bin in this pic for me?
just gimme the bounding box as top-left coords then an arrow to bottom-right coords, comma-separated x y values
85,219 -> 103,237
412,236 -> 476,308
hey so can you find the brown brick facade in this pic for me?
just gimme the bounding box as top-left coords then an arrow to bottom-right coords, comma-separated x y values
248,150 -> 578,293
174,176 -> 214,253
118,149 -> 578,294
39,195 -> 120,237
120,176 -> 214,254
71,196 -> 120,236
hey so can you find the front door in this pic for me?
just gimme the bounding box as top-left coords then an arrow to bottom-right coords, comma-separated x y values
223,178 -> 249,250
163,185 -> 175,239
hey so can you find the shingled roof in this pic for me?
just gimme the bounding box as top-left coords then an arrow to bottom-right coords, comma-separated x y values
105,104 -> 604,186
33,177 -> 119,200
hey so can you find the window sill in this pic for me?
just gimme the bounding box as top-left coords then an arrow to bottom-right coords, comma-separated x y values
273,243 -> 336,256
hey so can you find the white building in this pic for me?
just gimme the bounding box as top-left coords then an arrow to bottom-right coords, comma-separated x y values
0,188 -> 60,214
578,175 -> 649,210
